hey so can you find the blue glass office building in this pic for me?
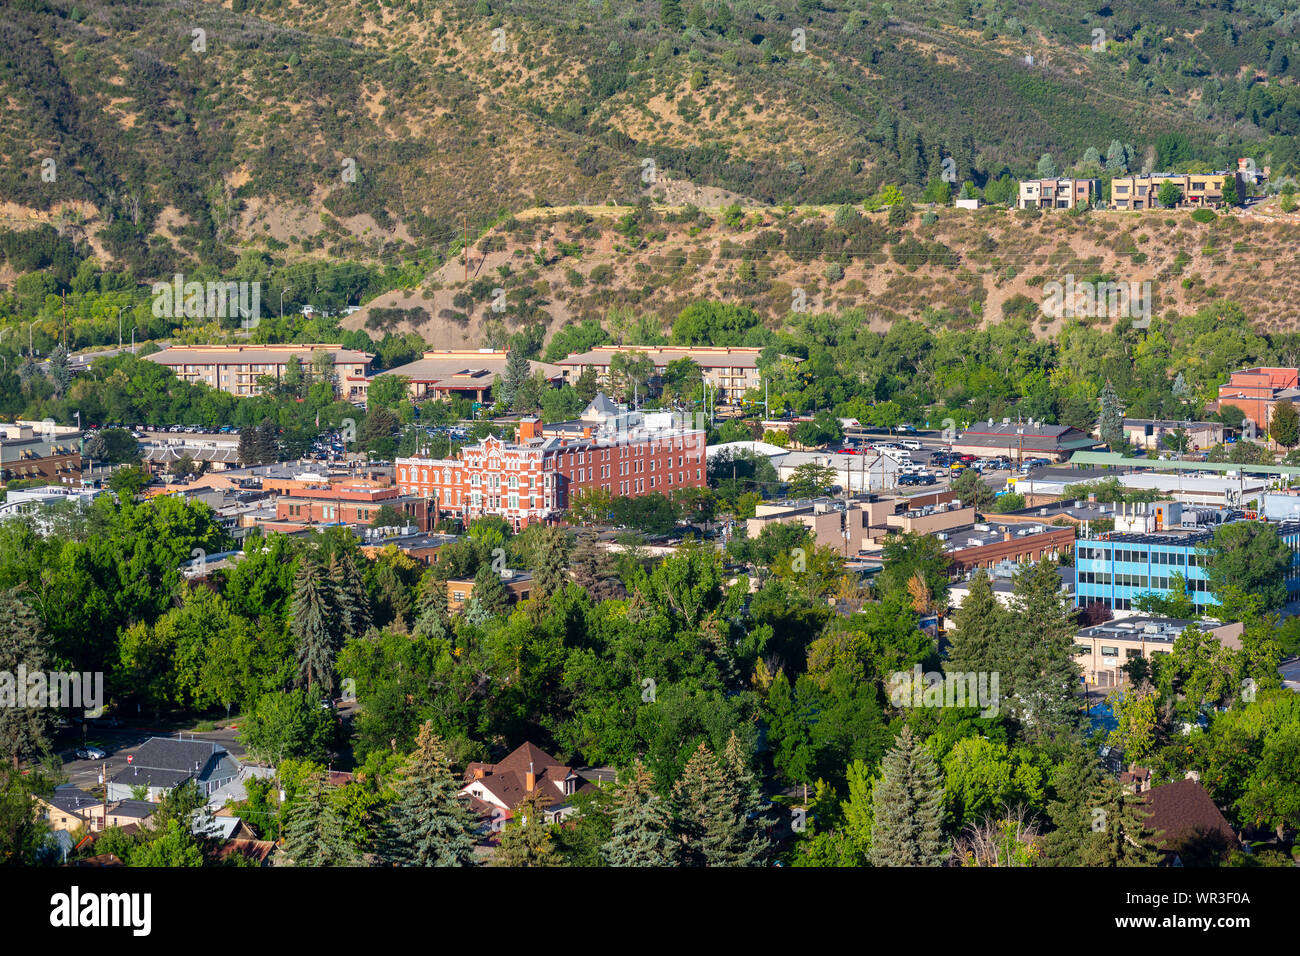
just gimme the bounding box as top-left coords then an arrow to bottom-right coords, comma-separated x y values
1075,521 -> 1300,611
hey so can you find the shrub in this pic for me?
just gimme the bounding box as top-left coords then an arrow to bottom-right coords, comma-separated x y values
1191,208 -> 1216,224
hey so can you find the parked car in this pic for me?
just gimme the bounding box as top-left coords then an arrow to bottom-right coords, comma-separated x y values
899,439 -> 923,451
75,746 -> 107,760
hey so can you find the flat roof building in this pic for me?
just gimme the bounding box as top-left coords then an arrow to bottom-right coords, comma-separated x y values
143,344 -> 372,401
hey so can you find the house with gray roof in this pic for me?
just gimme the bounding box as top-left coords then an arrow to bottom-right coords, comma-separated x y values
107,737 -> 241,802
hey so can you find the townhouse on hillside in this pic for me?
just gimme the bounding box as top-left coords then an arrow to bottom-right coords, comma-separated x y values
1108,172 -> 1246,210
1017,177 -> 1101,210
143,344 -> 373,401
395,394 -> 706,529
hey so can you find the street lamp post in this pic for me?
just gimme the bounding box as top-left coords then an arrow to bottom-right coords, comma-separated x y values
130,328 -> 137,354
117,307 -> 129,349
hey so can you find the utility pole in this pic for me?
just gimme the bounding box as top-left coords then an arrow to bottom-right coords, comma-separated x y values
61,292 -> 67,350
463,214 -> 469,283
101,762 -> 108,831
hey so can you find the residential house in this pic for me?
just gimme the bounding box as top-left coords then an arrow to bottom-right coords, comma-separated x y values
1109,172 -> 1245,210
1141,778 -> 1242,866
1017,177 -> 1100,209
459,742 -> 592,825
107,737 -> 241,802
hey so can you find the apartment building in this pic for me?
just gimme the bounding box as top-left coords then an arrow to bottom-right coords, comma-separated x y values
554,346 -> 767,404
1074,616 -> 1243,689
143,344 -> 373,400
1017,178 -> 1101,210
395,394 -> 706,529
376,349 -> 564,403
940,521 -> 1076,572
1109,172 -> 1245,210
1216,366 -> 1300,431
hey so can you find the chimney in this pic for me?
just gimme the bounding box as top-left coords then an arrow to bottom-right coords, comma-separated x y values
474,766 -> 485,780
1004,531 -> 1012,542
526,761 -> 536,792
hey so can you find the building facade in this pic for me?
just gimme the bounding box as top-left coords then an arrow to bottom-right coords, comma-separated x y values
143,344 -> 372,401
1109,172 -> 1245,210
554,346 -> 766,404
1017,178 -> 1101,209
1074,616 -> 1243,689
1216,366 -> 1300,431
395,395 -> 706,529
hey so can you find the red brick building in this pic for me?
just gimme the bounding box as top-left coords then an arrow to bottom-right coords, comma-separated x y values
395,394 -> 706,529
1216,366 -> 1300,432
270,481 -> 431,532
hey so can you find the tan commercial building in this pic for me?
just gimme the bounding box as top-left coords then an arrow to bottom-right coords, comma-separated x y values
555,346 -> 767,404
1109,172 -> 1245,210
143,344 -> 372,401
1074,616 -> 1243,688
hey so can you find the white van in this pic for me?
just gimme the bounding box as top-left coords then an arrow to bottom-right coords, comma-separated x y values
899,439 -> 922,451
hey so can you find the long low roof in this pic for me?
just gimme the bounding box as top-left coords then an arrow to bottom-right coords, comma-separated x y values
377,351 -> 562,383
555,346 -> 764,368
145,344 -> 371,365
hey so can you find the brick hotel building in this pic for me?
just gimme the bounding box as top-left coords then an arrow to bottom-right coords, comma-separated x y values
395,394 -> 706,528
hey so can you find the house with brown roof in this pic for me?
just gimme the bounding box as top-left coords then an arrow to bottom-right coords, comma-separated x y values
1141,778 -> 1241,866
459,742 -> 591,825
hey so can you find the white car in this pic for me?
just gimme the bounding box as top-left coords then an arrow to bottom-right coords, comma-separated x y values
75,746 -> 107,760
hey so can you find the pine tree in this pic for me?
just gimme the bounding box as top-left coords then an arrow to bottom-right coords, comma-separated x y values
721,731 -> 773,862
571,529 -> 624,601
601,760 -> 678,865
671,742 -> 767,866
1080,779 -> 1161,867
381,722 -> 479,866
660,0 -> 683,29
329,550 -> 371,641
530,526 -> 570,602
291,556 -> 337,695
0,588 -> 53,768
500,348 -> 532,409
471,563 -> 510,617
1006,558 -> 1081,740
493,789 -> 557,867
284,774 -> 362,866
412,571 -> 450,639
1105,139 -> 1128,173
945,570 -> 1007,675
1099,380 -> 1124,450
868,726 -> 947,866
1040,747 -> 1104,866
